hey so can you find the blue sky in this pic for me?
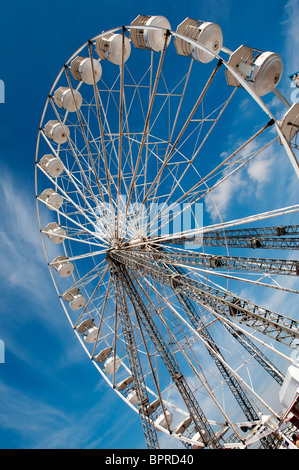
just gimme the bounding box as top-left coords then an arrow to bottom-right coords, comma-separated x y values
0,0 -> 298,450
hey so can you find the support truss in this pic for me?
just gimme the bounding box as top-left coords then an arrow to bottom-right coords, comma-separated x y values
222,322 -> 284,385
131,250 -> 299,276
170,264 -> 285,386
110,265 -> 160,449
110,257 -> 223,449
164,225 -> 299,250
166,264 -> 281,448
110,250 -> 299,348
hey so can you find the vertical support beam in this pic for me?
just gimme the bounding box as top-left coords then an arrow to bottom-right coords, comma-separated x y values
110,263 -> 160,449
113,259 -> 223,449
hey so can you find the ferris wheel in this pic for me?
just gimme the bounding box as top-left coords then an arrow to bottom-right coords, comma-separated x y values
35,15 -> 299,449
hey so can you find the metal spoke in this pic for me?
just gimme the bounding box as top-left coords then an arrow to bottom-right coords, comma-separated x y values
119,32 -> 170,240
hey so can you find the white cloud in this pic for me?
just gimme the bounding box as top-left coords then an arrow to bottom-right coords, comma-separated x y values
204,139 -> 275,222
0,379 -> 139,449
240,139 -> 274,187
246,154 -> 273,184
0,168 -> 49,298
0,381 -> 69,444
0,166 -> 70,313
0,167 -> 89,366
205,0 -> 299,226
0,168 -> 144,450
204,172 -> 243,222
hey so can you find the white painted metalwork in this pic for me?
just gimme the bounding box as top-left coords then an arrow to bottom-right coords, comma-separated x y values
35,15 -> 299,450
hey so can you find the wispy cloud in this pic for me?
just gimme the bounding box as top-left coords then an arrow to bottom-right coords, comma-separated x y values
0,166 -> 89,368
246,153 -> 274,184
0,167 -> 49,300
0,167 -> 143,449
204,139 -> 276,222
0,381 -> 70,448
204,172 -> 242,222
0,379 -> 139,449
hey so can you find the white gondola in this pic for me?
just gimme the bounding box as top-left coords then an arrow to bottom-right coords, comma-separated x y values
40,188 -> 63,210
191,432 -> 205,449
127,390 -> 138,405
84,326 -> 99,343
44,120 -> 70,144
225,45 -> 283,96
251,51 -> 283,96
104,355 -> 121,374
53,87 -> 82,112
147,398 -> 160,415
172,416 -> 192,435
260,414 -> 277,432
70,56 -> 102,85
130,15 -> 171,52
117,376 -> 133,391
39,154 -> 64,177
95,347 -> 112,363
279,364 -> 299,409
279,103 -> 299,143
155,410 -> 173,430
96,33 -> 131,65
77,318 -> 94,333
63,287 -> 86,310
52,255 -> 74,278
43,222 -> 66,244
175,17 -> 223,63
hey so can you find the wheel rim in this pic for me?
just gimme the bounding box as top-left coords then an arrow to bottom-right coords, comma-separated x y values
35,18 -> 299,449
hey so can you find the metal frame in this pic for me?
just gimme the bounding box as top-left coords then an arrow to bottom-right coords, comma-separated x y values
35,18 -> 299,449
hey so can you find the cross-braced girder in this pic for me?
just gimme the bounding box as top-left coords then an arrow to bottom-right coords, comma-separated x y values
110,256 -> 223,449
130,249 -> 299,276
163,225 -> 299,250
110,250 -> 299,348
167,264 -> 282,449
110,264 -> 160,449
